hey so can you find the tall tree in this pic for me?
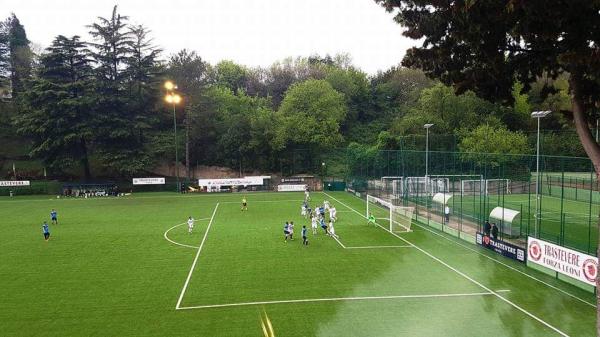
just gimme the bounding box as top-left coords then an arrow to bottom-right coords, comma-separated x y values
167,49 -> 210,178
88,6 -> 152,175
6,14 -> 32,98
375,0 -> 600,319
15,35 -> 94,178
275,79 -> 347,155
124,24 -> 162,149
0,20 -> 10,97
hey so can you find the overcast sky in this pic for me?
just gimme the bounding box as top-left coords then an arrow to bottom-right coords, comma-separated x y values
1,0 -> 418,74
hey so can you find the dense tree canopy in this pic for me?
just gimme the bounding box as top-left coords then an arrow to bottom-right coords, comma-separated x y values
0,5 -> 591,180
374,0 -> 600,171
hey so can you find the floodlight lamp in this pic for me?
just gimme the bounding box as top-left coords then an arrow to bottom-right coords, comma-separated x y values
423,123 -> 434,129
172,94 -> 182,104
164,81 -> 175,90
165,94 -> 173,103
531,110 -> 551,118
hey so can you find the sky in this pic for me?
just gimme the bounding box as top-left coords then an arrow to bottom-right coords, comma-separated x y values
0,0 -> 418,74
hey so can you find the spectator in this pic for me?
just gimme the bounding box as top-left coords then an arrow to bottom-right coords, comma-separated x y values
491,223 -> 499,240
483,220 -> 491,236
444,205 -> 450,223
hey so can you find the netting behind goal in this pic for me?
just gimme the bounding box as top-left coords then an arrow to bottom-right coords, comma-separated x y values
366,195 -> 414,233
486,179 -> 511,195
460,179 -> 511,195
404,177 -> 449,197
460,179 -> 483,196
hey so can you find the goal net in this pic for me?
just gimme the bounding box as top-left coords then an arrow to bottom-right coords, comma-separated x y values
366,195 -> 414,233
461,179 -> 511,195
460,179 -> 483,196
381,176 -> 402,196
485,179 -> 511,195
404,177 -> 449,197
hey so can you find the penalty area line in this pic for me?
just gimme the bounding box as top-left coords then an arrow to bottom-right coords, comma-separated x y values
177,291 -> 501,310
323,192 -> 570,337
175,203 -> 220,310
345,245 -> 413,249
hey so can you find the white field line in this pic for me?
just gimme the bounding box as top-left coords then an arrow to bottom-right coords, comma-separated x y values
347,192 -> 596,308
323,192 -> 569,337
1,191 -> 308,203
220,199 -> 304,204
175,203 -> 220,310
345,245 -> 412,249
332,235 -> 346,248
177,291 -> 500,310
163,218 -> 212,249
164,223 -> 198,249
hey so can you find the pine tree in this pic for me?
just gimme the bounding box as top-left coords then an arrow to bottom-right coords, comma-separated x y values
15,35 -> 95,178
87,6 -> 153,175
6,14 -> 32,98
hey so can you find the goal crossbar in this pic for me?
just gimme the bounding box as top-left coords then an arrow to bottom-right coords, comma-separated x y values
366,195 -> 414,233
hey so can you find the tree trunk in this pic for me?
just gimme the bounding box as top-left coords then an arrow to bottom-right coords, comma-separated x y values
568,74 -> 600,335
80,137 -> 92,181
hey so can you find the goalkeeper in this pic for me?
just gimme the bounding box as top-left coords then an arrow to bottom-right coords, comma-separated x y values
367,213 -> 376,226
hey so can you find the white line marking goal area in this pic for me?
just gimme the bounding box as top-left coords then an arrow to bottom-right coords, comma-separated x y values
175,203 -> 220,310
322,192 -> 570,337
177,291 -> 511,310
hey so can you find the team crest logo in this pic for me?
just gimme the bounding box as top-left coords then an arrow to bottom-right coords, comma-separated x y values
483,235 -> 490,245
528,241 -> 542,261
582,259 -> 598,283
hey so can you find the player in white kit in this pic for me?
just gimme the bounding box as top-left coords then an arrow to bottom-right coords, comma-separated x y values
328,220 -> 338,238
329,206 -> 337,222
187,216 -> 195,234
311,215 -> 318,234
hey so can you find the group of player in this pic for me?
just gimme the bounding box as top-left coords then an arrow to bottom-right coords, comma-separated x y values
41,209 -> 58,241
303,200 -> 337,237
284,192 -> 339,246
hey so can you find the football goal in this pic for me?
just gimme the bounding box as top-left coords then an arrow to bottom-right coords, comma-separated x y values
461,179 -> 511,195
404,176 -> 450,196
485,179 -> 511,195
366,195 -> 414,233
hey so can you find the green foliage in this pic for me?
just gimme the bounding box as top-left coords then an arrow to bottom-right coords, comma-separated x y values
276,79 -> 347,150
459,124 -> 529,167
5,14 -> 32,98
212,60 -> 248,93
87,6 -> 161,176
391,83 -> 500,136
15,35 -> 94,178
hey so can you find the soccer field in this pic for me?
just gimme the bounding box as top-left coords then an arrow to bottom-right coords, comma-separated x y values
0,191 -> 596,336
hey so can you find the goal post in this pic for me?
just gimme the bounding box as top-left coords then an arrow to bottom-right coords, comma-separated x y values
485,179 -> 511,195
461,179 -> 511,195
366,195 -> 414,233
461,179 -> 484,196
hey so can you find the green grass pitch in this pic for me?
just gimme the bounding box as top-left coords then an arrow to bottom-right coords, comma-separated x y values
0,191 -> 596,336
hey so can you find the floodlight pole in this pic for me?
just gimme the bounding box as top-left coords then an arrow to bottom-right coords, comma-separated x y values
425,127 -> 429,178
532,111 -> 550,238
173,102 -> 179,190
424,124 -> 434,178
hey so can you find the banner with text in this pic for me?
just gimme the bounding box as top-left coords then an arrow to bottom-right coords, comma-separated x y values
0,180 -> 30,187
277,184 -> 307,192
133,178 -> 165,185
527,237 -> 598,286
198,177 -> 264,187
476,232 -> 526,263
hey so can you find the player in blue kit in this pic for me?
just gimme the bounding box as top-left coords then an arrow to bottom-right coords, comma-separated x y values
283,222 -> 290,242
302,226 -> 308,246
42,221 -> 50,241
50,209 -> 58,225
320,217 -> 328,235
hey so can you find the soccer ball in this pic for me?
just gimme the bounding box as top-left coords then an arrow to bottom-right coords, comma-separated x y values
56,196 -> 60,199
